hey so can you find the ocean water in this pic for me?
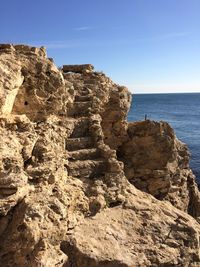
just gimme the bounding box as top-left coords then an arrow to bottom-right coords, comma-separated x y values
128,93 -> 200,182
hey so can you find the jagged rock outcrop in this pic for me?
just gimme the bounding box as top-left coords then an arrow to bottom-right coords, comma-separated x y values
0,44 -> 200,266
117,120 -> 200,221
0,44 -> 69,121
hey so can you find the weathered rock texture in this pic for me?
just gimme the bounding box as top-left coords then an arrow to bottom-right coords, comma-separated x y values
117,120 -> 200,221
0,44 -> 200,266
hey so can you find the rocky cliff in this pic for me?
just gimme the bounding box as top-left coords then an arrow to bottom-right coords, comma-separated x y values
0,44 -> 200,267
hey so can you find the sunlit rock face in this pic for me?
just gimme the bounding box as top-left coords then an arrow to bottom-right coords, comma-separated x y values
117,120 -> 200,220
0,44 -> 68,121
0,44 -> 200,267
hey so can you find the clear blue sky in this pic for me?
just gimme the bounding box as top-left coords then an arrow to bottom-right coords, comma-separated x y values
1,0 -> 200,93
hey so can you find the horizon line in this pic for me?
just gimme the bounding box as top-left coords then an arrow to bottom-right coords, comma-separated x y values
133,91 -> 200,95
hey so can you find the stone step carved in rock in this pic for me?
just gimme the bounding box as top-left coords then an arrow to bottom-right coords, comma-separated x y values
67,159 -> 106,179
70,118 -> 90,138
78,87 -> 91,96
67,101 -> 92,117
66,137 -> 94,151
74,95 -> 92,102
68,148 -> 101,161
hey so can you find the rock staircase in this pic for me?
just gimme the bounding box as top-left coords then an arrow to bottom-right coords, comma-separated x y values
63,68 -> 125,192
65,87 -> 107,179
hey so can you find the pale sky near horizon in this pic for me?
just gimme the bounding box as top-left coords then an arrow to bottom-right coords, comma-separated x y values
1,0 -> 200,94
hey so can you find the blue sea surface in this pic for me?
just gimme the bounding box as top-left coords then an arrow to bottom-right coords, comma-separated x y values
128,93 -> 200,182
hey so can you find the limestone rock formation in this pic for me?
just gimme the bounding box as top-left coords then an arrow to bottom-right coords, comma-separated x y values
117,120 -> 200,221
0,44 -> 200,266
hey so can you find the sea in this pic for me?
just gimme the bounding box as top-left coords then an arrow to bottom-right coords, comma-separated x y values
128,93 -> 200,183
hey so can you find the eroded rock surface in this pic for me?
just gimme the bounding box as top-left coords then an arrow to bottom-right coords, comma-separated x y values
0,44 -> 200,266
118,120 -> 200,221
64,189 -> 200,267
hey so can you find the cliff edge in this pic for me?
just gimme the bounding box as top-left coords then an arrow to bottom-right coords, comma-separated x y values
0,44 -> 200,266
